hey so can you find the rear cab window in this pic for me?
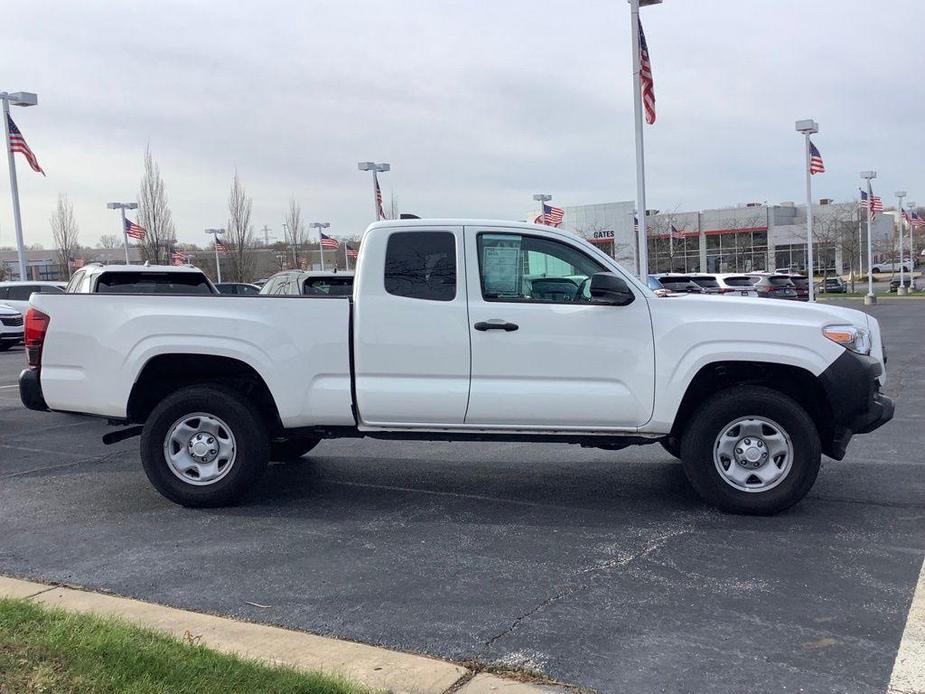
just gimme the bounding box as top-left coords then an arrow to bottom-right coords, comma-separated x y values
384,232 -> 456,301
96,272 -> 214,294
303,276 -> 353,296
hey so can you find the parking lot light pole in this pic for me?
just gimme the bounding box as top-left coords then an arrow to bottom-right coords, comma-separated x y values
205,228 -> 225,283
896,191 -> 908,295
908,201 -> 917,291
796,119 -> 819,302
106,202 -> 138,265
532,194 -> 551,224
358,162 -> 390,221
861,171 -> 877,305
311,222 -> 330,271
1,91 -> 38,281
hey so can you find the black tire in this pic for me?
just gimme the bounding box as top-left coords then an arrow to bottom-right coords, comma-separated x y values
140,384 -> 270,508
660,436 -> 681,460
270,436 -> 321,461
871,267 -> 880,274
679,385 -> 821,515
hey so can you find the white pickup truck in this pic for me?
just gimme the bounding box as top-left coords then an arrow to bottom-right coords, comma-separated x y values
19,219 -> 894,514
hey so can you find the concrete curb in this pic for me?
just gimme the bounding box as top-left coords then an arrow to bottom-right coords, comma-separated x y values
0,575 -> 570,694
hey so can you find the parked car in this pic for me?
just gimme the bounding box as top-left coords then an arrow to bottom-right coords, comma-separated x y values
818,277 -> 846,294
888,278 -> 918,293
688,274 -> 723,294
788,275 -> 810,301
65,264 -> 218,294
20,218 -> 893,516
871,261 -> 913,274
259,270 -> 354,296
0,305 -> 24,351
0,281 -> 65,314
654,274 -> 704,294
714,274 -> 758,298
749,274 -> 798,300
215,282 -> 261,296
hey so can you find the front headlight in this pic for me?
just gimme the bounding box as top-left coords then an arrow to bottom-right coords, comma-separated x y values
823,324 -> 871,355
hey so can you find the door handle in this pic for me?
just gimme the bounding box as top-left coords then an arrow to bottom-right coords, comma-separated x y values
474,320 -> 519,332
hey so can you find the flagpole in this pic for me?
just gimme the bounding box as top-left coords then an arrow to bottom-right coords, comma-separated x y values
858,200 -> 863,281
2,100 -> 28,281
630,0 -> 648,279
372,170 -> 381,221
344,244 -> 349,271
862,171 -> 877,305
897,191 -> 908,295
804,134 -> 815,302
120,207 -> 131,265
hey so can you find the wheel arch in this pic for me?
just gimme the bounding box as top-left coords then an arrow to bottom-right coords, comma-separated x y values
670,361 -> 835,456
127,353 -> 283,433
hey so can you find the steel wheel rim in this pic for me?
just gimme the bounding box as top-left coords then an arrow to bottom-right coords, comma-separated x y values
163,412 -> 237,486
713,416 -> 793,493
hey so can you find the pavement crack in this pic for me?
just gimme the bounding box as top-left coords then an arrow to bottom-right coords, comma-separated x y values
0,450 -> 122,479
482,527 -> 689,653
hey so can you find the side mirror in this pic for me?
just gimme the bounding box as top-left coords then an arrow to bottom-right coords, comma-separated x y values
590,272 -> 635,306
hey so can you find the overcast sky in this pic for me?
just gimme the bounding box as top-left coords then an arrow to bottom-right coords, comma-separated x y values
3,0 -> 924,249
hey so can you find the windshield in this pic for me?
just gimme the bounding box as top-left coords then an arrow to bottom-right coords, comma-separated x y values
768,277 -> 795,287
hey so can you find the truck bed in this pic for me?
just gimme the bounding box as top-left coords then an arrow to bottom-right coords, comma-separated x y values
29,294 -> 355,428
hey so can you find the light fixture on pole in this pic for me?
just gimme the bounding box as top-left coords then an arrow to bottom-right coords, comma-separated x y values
358,162 -> 390,221
861,171 -> 877,305
629,0 -> 662,279
532,194 -> 552,224
907,201 -> 917,292
205,228 -> 226,283
106,202 -> 138,265
896,191 -> 907,295
1,90 -> 38,281
795,119 -> 819,301
310,222 -> 330,271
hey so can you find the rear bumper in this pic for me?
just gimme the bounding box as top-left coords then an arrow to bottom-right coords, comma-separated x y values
818,351 -> 894,459
19,368 -> 48,411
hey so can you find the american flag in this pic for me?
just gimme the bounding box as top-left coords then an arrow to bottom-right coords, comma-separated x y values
69,257 -> 85,269
6,115 -> 44,176
859,189 -> 883,216
543,203 -> 565,227
345,243 -> 359,259
375,176 -> 386,221
809,141 -> 825,175
171,249 -> 187,266
215,237 -> 228,253
638,19 -> 656,125
670,224 -> 684,239
320,231 -> 339,249
911,210 -> 925,228
634,215 -> 639,234
124,218 -> 147,240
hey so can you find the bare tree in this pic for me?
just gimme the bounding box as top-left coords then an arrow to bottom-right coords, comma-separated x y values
283,197 -> 306,268
226,170 -> 256,281
97,234 -> 120,249
137,145 -> 176,264
50,194 -> 80,278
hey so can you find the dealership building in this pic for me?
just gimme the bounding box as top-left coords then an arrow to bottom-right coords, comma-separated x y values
562,199 -> 895,276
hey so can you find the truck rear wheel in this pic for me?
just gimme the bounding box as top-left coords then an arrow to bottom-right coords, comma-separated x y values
140,384 -> 270,507
679,385 -> 821,515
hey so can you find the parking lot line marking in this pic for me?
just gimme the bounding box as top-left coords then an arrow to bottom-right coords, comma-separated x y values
890,555 -> 925,693
0,384 -> 18,389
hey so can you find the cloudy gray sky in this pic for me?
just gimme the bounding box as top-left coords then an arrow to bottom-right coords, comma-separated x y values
3,0 -> 924,249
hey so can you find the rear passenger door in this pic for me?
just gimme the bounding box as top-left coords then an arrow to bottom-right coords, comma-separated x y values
353,226 -> 471,426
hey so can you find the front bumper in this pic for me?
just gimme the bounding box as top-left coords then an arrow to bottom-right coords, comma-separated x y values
19,368 -> 48,411
818,350 -> 894,459
0,331 -> 23,343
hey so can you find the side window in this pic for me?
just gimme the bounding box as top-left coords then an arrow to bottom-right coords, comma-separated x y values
8,286 -> 35,301
478,233 -> 604,304
0,288 -> 7,299
66,272 -> 85,293
384,232 -> 456,301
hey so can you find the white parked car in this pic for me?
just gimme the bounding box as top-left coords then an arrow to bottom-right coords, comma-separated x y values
0,304 -> 24,351
65,264 -> 217,294
19,219 -> 893,515
870,260 -> 913,274
259,270 -> 354,296
0,281 -> 65,314
714,273 -> 759,298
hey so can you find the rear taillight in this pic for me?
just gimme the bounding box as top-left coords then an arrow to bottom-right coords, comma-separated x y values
24,308 -> 50,369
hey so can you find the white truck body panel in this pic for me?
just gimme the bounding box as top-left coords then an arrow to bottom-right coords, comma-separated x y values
29,294 -> 354,427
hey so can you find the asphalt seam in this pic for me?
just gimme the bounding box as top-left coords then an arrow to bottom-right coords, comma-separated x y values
0,450 -> 121,479
482,527 -> 689,653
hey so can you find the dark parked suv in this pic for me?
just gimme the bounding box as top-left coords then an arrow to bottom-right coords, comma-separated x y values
655,274 -> 704,294
750,274 -> 798,300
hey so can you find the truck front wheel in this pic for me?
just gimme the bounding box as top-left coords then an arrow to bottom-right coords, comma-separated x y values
140,384 -> 270,507
679,386 -> 821,515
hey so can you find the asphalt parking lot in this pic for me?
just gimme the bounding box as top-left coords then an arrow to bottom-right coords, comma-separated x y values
1,299 -> 923,694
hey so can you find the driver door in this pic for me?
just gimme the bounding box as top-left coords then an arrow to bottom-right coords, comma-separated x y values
464,227 -> 655,430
